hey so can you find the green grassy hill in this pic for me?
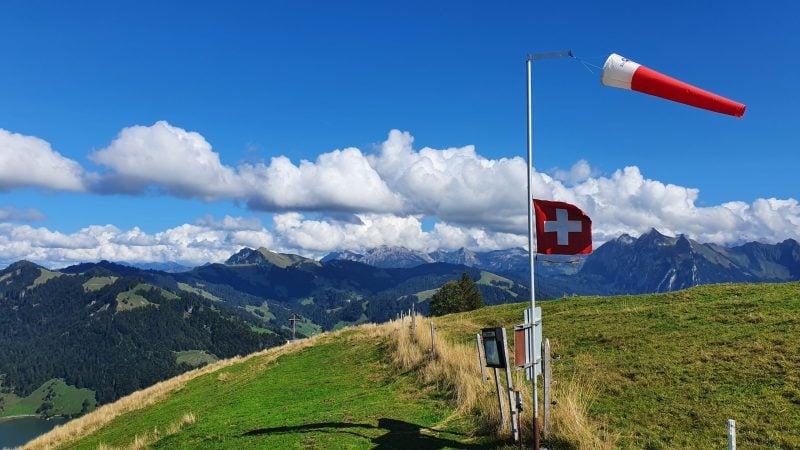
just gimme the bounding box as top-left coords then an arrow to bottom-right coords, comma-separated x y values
27,282 -> 800,449
28,325 -> 500,449
436,281 -> 800,449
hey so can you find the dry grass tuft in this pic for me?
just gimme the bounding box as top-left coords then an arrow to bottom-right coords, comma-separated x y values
92,411 -> 197,450
387,314 -> 617,448
548,373 -> 618,449
387,315 -> 506,436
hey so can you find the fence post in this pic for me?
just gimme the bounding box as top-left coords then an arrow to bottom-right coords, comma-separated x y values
728,419 -> 736,450
543,338 -> 552,435
476,333 -> 487,383
494,368 -> 507,428
500,328 -> 519,442
430,322 -> 436,360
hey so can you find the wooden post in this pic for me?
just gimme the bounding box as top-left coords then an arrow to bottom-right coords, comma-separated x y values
411,304 -> 416,335
543,338 -> 551,436
476,333 -> 487,383
494,368 -> 507,428
728,419 -> 736,450
501,328 -> 519,442
430,322 -> 436,360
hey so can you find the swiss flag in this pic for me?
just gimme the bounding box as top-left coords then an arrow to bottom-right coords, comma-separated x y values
533,199 -> 592,255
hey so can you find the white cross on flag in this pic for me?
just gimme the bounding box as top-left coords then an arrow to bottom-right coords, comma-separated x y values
533,199 -> 592,255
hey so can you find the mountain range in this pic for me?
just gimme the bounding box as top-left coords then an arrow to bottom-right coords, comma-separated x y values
319,229 -> 800,295
2,229 -> 798,418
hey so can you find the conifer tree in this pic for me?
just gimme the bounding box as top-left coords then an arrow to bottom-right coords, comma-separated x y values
430,272 -> 483,316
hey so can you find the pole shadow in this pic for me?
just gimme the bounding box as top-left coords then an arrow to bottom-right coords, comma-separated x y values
243,418 -> 487,449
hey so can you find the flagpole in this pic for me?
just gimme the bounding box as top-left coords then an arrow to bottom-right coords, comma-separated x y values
527,50 -> 573,450
525,55 -> 541,450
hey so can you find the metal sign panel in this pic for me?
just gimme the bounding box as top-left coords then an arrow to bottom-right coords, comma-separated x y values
514,307 -> 542,379
480,327 -> 508,369
513,328 -> 526,368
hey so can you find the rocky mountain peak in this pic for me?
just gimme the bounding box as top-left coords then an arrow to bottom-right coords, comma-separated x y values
225,247 -> 316,268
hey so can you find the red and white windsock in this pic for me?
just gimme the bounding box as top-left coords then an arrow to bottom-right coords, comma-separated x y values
601,53 -> 746,117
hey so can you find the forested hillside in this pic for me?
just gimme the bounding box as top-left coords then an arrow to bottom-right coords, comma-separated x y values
0,261 -> 285,408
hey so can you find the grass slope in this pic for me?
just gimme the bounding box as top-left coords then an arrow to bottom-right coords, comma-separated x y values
115,283 -> 180,312
176,282 -> 220,302
31,282 -> 798,449
0,379 -> 95,418
37,327 -> 493,449
31,269 -> 63,288
82,276 -> 118,292
435,282 -> 800,449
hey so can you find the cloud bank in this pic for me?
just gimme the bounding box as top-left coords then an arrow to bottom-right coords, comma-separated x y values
2,122 -> 799,267
0,216 -> 274,268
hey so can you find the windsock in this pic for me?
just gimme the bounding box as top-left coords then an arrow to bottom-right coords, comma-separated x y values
601,53 -> 745,117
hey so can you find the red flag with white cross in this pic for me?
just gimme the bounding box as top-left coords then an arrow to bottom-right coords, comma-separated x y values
533,199 -> 592,255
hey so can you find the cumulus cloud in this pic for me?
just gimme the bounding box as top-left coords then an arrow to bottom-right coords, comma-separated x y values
273,212 -> 430,253
551,159 -> 597,185
89,121 -> 243,199
0,129 -> 85,191
0,216 -> 274,268
88,121 -> 403,212
239,148 -> 403,213
369,130 -> 529,232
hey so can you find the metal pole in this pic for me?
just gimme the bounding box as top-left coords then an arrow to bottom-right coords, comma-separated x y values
543,338 -> 552,435
526,55 -> 540,450
728,419 -> 736,450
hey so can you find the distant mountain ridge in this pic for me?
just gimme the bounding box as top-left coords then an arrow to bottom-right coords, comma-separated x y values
320,231 -> 800,295
577,229 -> 800,294
321,246 -> 537,275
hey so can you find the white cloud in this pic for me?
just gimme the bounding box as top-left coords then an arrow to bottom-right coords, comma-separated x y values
271,212 -> 527,256
2,124 -> 799,257
551,159 -> 596,185
89,121 -> 243,199
239,148 -> 403,213
273,212 -> 428,254
0,129 -> 85,192
0,216 -> 274,268
369,130 -> 529,232
88,121 -> 404,212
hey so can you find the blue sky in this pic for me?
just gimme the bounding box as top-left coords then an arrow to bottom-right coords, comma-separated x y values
1,1 -> 798,267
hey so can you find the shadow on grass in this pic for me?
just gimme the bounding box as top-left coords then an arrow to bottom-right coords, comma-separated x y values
244,417 -> 485,449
